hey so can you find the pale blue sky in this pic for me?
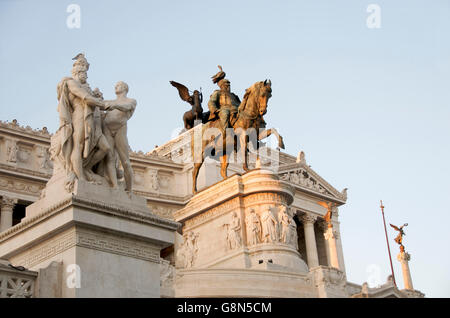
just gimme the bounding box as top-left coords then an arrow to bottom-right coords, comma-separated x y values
1,0 -> 449,297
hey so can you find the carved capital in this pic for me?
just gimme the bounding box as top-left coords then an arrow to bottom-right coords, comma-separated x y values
397,252 -> 411,262
333,229 -> 340,240
316,219 -> 329,232
1,196 -> 17,210
323,227 -> 336,241
300,213 -> 317,225
332,207 -> 339,218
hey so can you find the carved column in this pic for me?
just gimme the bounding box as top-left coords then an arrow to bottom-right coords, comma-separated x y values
397,251 -> 414,290
332,208 -> 347,275
300,214 -> 319,269
0,196 -> 17,232
323,226 -> 340,270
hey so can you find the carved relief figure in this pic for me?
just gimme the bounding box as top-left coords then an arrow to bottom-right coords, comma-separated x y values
37,146 -> 53,170
261,206 -> 279,243
290,172 -> 299,184
177,231 -> 199,268
148,169 -> 160,191
246,208 -> 261,245
287,212 -> 298,249
224,212 -> 242,250
278,206 -> 290,243
283,170 -> 334,197
160,259 -> 174,288
7,141 -> 18,163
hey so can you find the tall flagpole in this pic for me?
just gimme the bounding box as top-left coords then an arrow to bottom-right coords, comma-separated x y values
380,200 -> 397,287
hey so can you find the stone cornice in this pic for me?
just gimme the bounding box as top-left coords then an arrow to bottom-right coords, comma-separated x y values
0,120 -> 181,168
0,120 -> 52,142
0,163 -> 52,182
130,151 -> 184,168
177,267 -> 311,281
0,194 -> 180,243
133,189 -> 191,205
0,262 -> 38,277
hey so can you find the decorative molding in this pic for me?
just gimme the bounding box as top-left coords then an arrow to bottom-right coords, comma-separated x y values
12,228 -> 77,268
0,177 -> 44,198
242,192 -> 289,207
184,197 -> 241,230
0,162 -> 52,180
76,228 -> 160,263
0,194 -> 179,242
11,227 -> 161,269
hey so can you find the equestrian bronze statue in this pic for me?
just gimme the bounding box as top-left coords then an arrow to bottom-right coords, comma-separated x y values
190,67 -> 285,193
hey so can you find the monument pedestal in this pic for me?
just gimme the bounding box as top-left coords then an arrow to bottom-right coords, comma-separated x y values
173,169 -> 315,297
0,173 -> 179,297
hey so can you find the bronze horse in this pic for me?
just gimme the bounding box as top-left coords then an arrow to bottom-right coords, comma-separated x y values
191,80 -> 285,193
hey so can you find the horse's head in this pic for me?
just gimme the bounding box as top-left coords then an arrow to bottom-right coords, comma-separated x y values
239,79 -> 272,119
257,79 -> 272,116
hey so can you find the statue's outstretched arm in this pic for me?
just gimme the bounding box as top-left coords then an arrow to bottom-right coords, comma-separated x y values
105,99 -> 136,112
67,80 -> 105,108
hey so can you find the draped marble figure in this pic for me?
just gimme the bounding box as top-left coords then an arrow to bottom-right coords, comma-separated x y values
225,212 -> 242,250
278,206 -> 290,244
261,207 -> 279,243
246,209 -> 262,245
53,54 -> 136,192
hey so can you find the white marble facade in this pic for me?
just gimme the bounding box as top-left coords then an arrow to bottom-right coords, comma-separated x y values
0,119 -> 423,298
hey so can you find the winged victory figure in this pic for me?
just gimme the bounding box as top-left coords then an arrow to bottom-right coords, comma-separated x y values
317,201 -> 335,228
390,223 -> 408,249
170,81 -> 203,130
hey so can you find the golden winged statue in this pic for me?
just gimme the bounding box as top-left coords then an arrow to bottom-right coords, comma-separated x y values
317,201 -> 335,228
389,223 -> 408,250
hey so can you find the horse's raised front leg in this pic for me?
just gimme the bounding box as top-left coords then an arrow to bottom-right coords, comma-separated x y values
258,128 -> 285,149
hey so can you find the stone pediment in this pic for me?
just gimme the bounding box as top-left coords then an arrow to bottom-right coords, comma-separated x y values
278,162 -> 347,204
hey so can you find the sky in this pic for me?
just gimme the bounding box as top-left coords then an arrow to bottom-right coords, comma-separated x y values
1,0 -> 449,297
